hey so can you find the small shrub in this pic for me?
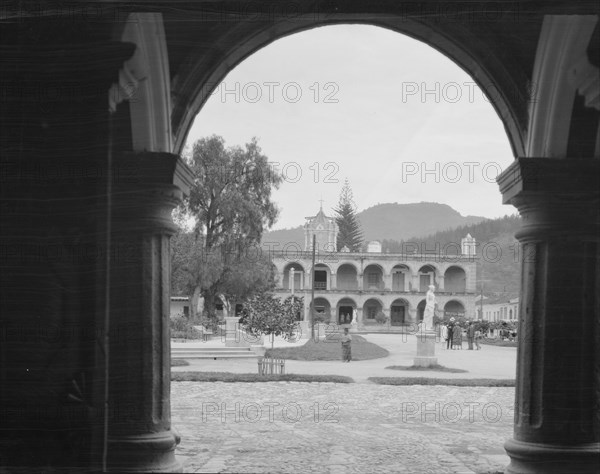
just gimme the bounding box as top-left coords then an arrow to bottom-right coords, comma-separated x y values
169,315 -> 202,340
375,310 -> 388,325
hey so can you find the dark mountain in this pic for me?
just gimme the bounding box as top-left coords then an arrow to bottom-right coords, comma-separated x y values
262,202 -> 487,249
358,202 -> 486,241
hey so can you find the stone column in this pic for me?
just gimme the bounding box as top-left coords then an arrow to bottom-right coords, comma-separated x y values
411,274 -> 420,292
106,152 -> 192,472
498,158 -> 599,474
355,308 -> 363,330
358,273 -> 364,290
330,272 -> 337,290
224,317 -> 241,347
384,273 -> 392,290
436,275 -> 445,292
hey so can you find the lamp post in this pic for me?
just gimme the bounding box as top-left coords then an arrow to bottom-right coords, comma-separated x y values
310,234 -> 316,341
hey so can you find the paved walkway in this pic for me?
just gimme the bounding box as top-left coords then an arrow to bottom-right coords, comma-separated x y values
172,383 -> 513,473
171,334 -> 516,472
172,333 -> 517,383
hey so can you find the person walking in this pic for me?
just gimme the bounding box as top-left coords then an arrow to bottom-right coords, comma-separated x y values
467,321 -> 475,350
340,327 -> 352,362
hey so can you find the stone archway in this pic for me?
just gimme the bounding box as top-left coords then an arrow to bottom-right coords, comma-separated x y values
444,266 -> 467,293
390,298 -> 410,325
444,300 -> 466,319
336,297 -> 357,325
2,5 -> 599,473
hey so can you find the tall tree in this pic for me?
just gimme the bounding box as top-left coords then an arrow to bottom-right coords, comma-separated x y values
334,179 -> 364,252
178,135 -> 282,324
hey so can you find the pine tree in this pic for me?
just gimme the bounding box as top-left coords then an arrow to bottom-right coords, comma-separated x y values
334,179 -> 364,252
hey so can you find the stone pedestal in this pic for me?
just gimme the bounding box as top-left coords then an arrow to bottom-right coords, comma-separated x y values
106,152 -> 192,472
298,320 -> 310,339
414,330 -> 437,367
498,158 -> 600,474
224,316 -> 241,347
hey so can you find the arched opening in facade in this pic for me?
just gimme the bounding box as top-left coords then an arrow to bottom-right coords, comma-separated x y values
391,265 -> 410,292
444,265 -> 467,293
444,300 -> 466,319
417,265 -> 437,292
390,298 -> 410,326
313,297 -> 332,324
337,297 -> 357,325
363,264 -> 384,291
363,298 -> 384,321
282,263 -> 305,291
313,263 -> 330,291
336,264 -> 359,290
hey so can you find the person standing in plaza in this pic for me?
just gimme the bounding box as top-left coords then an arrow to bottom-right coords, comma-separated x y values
341,327 -> 352,362
446,318 -> 455,349
474,328 -> 482,350
467,321 -> 475,350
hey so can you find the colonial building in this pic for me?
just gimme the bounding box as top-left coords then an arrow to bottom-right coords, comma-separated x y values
480,295 -> 520,322
272,207 -> 478,330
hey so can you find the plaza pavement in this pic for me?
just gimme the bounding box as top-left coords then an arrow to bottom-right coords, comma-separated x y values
171,334 -> 516,473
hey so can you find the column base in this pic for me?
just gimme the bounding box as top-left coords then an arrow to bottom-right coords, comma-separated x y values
107,431 -> 182,472
504,438 -> 600,474
413,356 -> 438,367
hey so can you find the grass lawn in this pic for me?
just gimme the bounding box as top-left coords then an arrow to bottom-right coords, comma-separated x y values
369,377 -> 515,387
385,364 -> 468,373
171,371 -> 353,383
265,335 -> 389,361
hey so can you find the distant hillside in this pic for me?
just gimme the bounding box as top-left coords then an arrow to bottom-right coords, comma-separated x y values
262,202 -> 487,249
382,214 -> 522,295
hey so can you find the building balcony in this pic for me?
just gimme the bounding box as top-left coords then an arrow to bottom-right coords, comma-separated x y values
273,287 -> 475,297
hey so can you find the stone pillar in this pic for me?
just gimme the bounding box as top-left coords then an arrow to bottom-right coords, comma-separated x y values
411,274 -> 420,292
330,273 -> 337,290
224,317 -> 241,347
355,308 -> 363,329
498,158 -> 600,474
436,275 -> 445,292
414,331 -> 437,367
358,273 -> 364,290
304,271 -> 309,290
107,152 -> 192,472
384,273 -> 392,290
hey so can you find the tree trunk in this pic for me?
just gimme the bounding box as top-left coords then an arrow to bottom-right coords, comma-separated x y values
190,286 -> 201,321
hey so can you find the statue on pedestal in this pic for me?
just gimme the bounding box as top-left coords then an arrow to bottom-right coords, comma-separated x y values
422,285 -> 436,331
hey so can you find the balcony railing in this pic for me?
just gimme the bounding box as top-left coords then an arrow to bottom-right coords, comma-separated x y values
313,281 -> 327,290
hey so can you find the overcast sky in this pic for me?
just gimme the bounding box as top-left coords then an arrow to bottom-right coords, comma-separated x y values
185,25 -> 516,230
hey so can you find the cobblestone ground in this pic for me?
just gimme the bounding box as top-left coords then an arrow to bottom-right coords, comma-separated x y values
172,382 -> 514,473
